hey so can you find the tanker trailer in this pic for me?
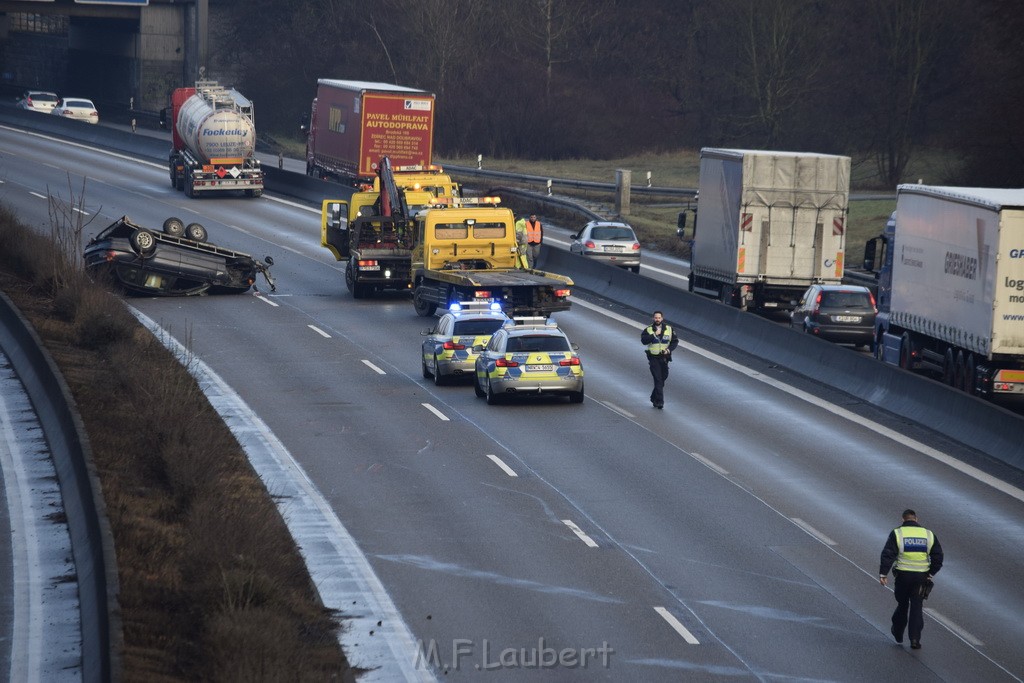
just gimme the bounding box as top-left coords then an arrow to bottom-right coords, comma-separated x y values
167,80 -> 263,198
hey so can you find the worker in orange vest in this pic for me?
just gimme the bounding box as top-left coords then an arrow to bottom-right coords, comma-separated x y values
525,214 -> 543,268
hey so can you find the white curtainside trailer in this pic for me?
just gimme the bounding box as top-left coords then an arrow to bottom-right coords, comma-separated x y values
872,185 -> 1024,398
688,148 -> 850,311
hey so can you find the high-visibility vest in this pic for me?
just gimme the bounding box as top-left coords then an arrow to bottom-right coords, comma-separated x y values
645,325 -> 673,355
526,219 -> 542,244
893,526 -> 934,573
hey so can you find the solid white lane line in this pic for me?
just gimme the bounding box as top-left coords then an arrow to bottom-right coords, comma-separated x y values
562,519 -> 599,548
690,452 -> 728,476
72,207 -> 89,215
29,191 -> 46,199
654,606 -> 700,645
421,403 -> 450,421
596,399 -> 635,418
571,296 -> 1024,505
486,454 -> 518,477
924,608 -> 984,647
790,518 -> 837,546
308,325 -> 331,338
362,359 -> 386,375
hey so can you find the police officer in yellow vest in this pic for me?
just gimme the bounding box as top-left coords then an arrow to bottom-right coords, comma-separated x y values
879,509 -> 943,649
640,310 -> 679,409
524,214 -> 543,268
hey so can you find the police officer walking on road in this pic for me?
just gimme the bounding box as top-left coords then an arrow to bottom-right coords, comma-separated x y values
879,509 -> 943,650
641,310 -> 678,409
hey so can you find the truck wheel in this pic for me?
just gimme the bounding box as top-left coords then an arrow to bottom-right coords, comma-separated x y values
185,223 -> 208,242
176,173 -> 184,191
162,217 -> 185,237
965,354 -> 977,395
687,274 -> 695,293
413,288 -> 437,317
954,351 -> 967,391
129,229 -> 156,257
169,166 -> 177,189
246,188 -> 263,198
898,332 -> 914,370
942,349 -> 956,385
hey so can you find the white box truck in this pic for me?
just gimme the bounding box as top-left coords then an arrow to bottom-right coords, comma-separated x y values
688,148 -> 850,311
869,185 -> 1024,398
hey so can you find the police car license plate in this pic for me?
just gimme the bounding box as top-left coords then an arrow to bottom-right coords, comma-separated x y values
834,315 -> 861,323
527,364 -> 552,371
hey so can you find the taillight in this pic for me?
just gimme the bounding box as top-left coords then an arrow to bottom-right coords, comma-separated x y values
584,240 -> 596,249
496,358 -> 519,367
559,356 -> 581,366
554,288 -> 571,298
474,290 -> 491,298
442,341 -> 466,350
813,292 -> 822,314
870,292 -> 877,310
631,242 -> 640,251
357,259 -> 378,267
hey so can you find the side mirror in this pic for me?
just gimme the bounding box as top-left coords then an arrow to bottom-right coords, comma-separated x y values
472,344 -> 484,352
571,343 -> 580,351
570,233 -> 579,240
421,329 -> 430,336
863,237 -> 878,272
264,256 -> 274,266
299,112 -> 310,134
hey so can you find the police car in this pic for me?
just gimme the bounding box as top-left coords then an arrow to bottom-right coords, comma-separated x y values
421,302 -> 510,385
473,317 -> 584,404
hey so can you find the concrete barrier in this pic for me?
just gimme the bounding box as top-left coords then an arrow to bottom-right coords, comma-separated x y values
0,292 -> 120,683
541,246 -> 1024,471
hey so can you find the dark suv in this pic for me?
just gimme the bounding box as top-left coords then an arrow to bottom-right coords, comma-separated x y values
790,284 -> 876,348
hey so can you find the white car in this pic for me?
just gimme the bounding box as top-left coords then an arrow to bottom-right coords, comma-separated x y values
52,98 -> 99,124
16,90 -> 59,113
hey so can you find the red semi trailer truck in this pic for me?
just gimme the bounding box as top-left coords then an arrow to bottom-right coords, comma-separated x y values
302,79 -> 435,188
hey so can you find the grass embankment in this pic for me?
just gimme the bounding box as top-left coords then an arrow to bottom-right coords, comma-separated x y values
438,151 -> 907,266
0,205 -> 353,680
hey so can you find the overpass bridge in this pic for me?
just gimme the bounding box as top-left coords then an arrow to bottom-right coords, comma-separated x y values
0,0 -> 209,116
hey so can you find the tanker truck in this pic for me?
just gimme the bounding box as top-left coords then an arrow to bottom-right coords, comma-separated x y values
164,80 -> 263,198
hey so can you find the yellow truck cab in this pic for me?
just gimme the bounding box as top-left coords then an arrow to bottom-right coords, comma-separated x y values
409,199 -> 573,317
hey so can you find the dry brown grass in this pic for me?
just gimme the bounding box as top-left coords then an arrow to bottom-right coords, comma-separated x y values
0,204 -> 353,681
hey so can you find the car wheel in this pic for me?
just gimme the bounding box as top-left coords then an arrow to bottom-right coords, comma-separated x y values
162,217 -> 185,237
185,223 -> 208,242
432,356 -> 447,386
569,384 -> 585,404
474,372 -> 486,397
422,356 -> 432,379
129,229 -> 156,257
485,379 -> 500,405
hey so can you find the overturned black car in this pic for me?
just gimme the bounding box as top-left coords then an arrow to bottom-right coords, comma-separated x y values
83,216 -> 275,296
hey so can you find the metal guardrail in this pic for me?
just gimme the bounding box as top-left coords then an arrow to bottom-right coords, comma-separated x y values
443,164 -> 697,197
